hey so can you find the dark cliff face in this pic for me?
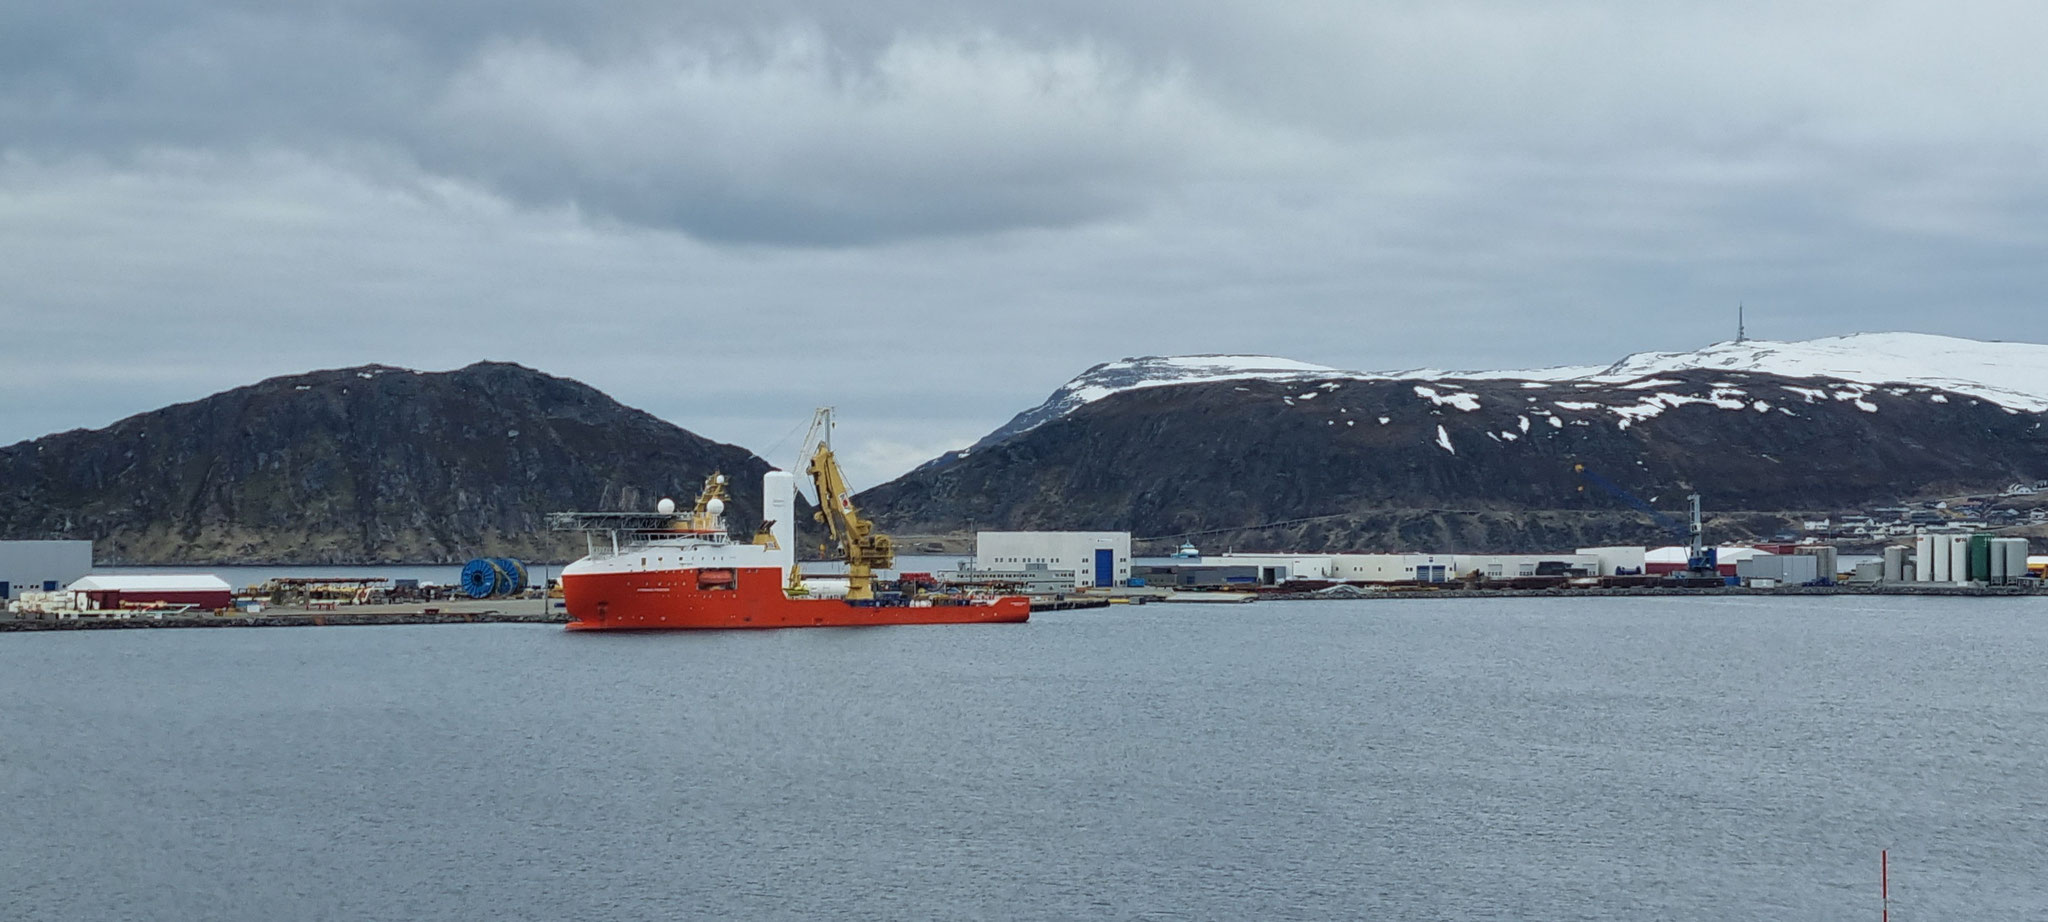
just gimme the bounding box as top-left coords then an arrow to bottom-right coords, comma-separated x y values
0,363 -> 775,564
857,371 -> 2048,551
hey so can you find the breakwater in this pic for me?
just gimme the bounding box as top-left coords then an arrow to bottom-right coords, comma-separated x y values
0,611 -> 570,632
1262,583 -> 2043,601
1029,598 -> 1113,612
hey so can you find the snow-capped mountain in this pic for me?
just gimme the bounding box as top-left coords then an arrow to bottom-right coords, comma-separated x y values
1571,333 -> 2048,412
955,333 -> 2048,462
919,355 -> 1379,469
862,333 -> 2048,551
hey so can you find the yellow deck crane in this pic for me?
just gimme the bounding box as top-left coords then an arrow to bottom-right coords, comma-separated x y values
802,408 -> 894,600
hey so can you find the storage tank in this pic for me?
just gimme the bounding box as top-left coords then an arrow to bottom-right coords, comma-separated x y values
1969,535 -> 1993,582
1883,545 -> 1906,583
1930,535 -> 1951,582
1796,546 -> 1839,583
1990,538 -> 2027,585
1989,539 -> 2010,582
1902,561 -> 1916,582
2006,540 -> 2031,585
1916,535 -> 1936,582
1950,535 -> 1972,584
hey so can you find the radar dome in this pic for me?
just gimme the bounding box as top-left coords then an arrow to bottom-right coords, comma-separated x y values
656,498 -> 677,515
706,498 -> 725,516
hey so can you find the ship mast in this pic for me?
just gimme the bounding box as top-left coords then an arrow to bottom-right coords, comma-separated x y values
802,408 -> 895,600
686,471 -> 730,533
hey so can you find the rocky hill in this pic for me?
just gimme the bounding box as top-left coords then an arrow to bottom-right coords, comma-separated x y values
862,336 -> 2048,552
0,363 -> 774,564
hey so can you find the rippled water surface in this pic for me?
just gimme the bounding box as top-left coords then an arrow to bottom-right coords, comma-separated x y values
5,595 -> 2047,920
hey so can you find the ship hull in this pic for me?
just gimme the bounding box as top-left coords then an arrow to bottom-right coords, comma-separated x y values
561,566 -> 1029,630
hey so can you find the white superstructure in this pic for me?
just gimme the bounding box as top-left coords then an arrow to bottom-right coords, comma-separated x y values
554,471 -> 793,585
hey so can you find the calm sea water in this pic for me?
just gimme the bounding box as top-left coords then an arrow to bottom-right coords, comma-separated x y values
4,595 -> 2045,920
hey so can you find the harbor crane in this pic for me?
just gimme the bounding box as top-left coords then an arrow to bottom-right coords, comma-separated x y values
1573,464 -> 1716,576
801,408 -> 894,600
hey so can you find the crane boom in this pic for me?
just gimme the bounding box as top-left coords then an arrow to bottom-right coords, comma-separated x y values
1574,464 -> 1714,576
1574,464 -> 1688,538
802,408 -> 894,600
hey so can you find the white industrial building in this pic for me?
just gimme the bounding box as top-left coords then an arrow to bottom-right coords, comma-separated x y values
1331,553 -> 1463,583
1203,551 -> 1607,585
1575,546 -> 1649,577
1208,553 -> 1339,584
1451,553 -> 1604,580
977,531 -> 1131,588
0,540 -> 93,600
1735,552 -> 1821,586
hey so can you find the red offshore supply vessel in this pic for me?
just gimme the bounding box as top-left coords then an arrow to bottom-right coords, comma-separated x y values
551,410 -> 1029,631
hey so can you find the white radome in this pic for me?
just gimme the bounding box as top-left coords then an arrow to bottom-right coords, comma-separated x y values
656,497 -> 676,515
706,498 -> 724,516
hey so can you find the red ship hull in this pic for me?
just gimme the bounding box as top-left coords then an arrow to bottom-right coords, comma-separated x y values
562,566 -> 1030,631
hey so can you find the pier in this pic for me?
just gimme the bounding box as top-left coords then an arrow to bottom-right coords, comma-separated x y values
1,607 -> 568,632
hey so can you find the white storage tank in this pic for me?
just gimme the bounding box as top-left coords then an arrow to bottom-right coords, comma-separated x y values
1997,538 -> 2030,585
1794,546 -> 1839,582
1930,535 -> 1950,582
1916,535 -> 1936,582
1883,545 -> 1907,583
1950,535 -> 1973,584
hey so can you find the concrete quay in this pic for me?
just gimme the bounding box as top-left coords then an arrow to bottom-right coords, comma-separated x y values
1259,583 -> 2046,602
1,609 -> 569,632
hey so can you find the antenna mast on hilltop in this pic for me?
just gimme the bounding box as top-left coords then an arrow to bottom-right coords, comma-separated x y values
1737,303 -> 1747,343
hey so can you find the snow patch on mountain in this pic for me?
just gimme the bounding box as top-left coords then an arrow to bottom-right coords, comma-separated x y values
917,355 -> 1375,471
1576,332 -> 2048,412
919,333 -> 2048,472
1403,333 -> 2048,412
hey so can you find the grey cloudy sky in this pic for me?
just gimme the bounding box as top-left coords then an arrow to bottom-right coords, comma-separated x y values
3,1 -> 2044,487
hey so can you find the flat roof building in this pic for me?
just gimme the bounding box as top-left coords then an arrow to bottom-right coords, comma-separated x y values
0,540 -> 93,601
977,531 -> 1132,589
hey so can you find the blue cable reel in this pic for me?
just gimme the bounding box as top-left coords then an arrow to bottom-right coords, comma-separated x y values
492,558 -> 527,595
461,557 -> 530,598
460,559 -> 498,598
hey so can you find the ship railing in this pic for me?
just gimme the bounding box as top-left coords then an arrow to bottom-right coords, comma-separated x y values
546,512 -> 732,557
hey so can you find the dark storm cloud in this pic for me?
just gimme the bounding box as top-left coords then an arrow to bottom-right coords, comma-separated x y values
5,1 -> 2047,483
2,1 -> 1287,245
11,2 -> 2047,245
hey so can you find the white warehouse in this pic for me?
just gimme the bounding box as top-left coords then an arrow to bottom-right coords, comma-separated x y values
1326,553 -> 1598,583
977,531 -> 1132,589
1204,551 -> 1606,584
1208,553 -> 1340,584
1,540 -> 94,601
